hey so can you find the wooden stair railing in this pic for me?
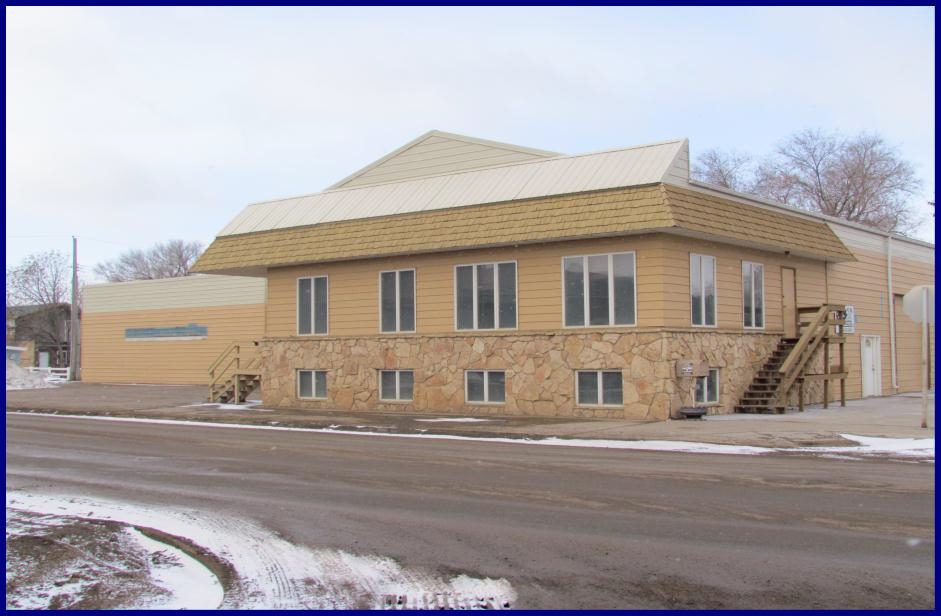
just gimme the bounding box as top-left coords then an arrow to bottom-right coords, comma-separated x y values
208,341 -> 262,404
736,304 -> 847,414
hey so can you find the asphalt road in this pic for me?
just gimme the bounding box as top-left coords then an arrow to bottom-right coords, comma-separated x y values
5,413 -> 935,609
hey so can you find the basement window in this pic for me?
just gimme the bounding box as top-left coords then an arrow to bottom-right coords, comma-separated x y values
297,369 -> 327,400
695,368 -> 720,405
380,370 -> 414,402
465,370 -> 506,404
576,371 -> 624,406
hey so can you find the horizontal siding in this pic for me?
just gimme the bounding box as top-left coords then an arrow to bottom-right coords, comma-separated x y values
658,236 -> 822,331
81,305 -> 265,385
267,236 -> 667,338
827,247 -> 935,398
827,251 -> 891,398
84,275 -> 265,313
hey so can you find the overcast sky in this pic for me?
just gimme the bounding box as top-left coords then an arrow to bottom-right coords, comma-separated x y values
6,6 -> 935,283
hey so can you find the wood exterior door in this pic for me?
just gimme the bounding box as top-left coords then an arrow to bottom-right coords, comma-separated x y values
781,267 -> 797,338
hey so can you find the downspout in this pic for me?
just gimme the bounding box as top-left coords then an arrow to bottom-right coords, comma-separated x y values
887,236 -> 898,393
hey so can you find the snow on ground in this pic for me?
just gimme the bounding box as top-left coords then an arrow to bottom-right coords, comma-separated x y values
414,417 -> 499,423
185,401 -> 272,411
12,412 -> 933,461
5,507 -> 220,610
6,491 -> 516,610
124,527 -> 223,609
6,361 -> 59,390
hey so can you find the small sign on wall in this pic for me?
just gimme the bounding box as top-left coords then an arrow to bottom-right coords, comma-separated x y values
843,306 -> 856,334
675,360 -> 708,377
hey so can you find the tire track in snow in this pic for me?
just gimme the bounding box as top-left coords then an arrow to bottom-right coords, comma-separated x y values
6,491 -> 516,609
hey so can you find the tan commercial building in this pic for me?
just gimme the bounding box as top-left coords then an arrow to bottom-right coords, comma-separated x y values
81,275 -> 265,385
176,130 -> 935,420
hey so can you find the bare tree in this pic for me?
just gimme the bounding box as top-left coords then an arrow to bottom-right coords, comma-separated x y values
6,251 -> 76,363
753,129 -> 922,233
692,148 -> 755,193
692,130 -> 923,234
6,250 -> 71,306
94,239 -> 204,282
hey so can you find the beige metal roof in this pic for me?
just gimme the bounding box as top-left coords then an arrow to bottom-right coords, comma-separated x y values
217,138 -> 689,237
328,130 -> 560,190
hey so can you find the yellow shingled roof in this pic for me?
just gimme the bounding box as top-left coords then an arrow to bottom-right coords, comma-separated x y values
191,185 -> 673,273
191,184 -> 853,274
662,185 -> 855,262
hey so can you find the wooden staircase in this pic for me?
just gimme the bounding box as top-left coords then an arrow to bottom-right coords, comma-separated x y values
736,305 -> 848,414
208,341 -> 262,404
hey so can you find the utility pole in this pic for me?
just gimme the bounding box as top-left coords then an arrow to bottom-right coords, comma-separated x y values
69,236 -> 80,381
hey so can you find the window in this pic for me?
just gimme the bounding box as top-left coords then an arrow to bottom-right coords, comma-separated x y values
690,254 -> 716,326
576,371 -> 623,406
695,368 -> 720,405
379,370 -> 414,401
465,370 -> 506,403
455,262 -> 517,330
563,253 -> 635,327
297,369 -> 327,399
742,262 -> 764,328
380,270 -> 416,333
298,276 -> 328,335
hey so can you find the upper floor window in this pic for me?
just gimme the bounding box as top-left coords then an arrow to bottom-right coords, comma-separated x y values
742,262 -> 764,328
690,254 -> 716,327
563,252 -> 636,327
455,262 -> 517,330
380,269 -> 416,333
298,276 -> 328,335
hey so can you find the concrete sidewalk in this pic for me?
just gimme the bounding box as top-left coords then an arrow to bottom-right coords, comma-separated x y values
4,382 -> 934,449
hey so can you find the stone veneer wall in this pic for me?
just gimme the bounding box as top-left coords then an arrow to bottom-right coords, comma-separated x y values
260,330 -> 783,421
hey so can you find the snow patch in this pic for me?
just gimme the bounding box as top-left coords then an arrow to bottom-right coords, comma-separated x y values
7,491 -> 517,610
8,413 -> 934,460
6,360 -> 59,390
124,527 -> 223,609
415,417 -> 498,423
185,401 -> 271,411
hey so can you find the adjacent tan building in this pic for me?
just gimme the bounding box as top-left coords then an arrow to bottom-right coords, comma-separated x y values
81,275 -> 265,385
176,130 -> 933,419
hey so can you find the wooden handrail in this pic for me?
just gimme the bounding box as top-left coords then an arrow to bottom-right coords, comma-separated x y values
208,340 -> 260,402
773,305 -> 845,408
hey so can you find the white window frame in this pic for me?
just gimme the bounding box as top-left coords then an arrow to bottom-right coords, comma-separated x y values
695,368 -> 720,405
690,254 -> 717,327
297,369 -> 327,400
575,370 -> 624,407
379,269 -> 417,334
742,261 -> 765,329
379,369 -> 414,402
453,261 -> 518,331
464,370 -> 506,404
297,276 -> 329,335
561,252 -> 637,328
